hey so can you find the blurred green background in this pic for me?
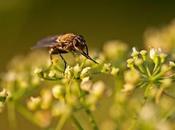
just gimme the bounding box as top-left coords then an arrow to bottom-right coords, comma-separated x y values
0,0 -> 175,129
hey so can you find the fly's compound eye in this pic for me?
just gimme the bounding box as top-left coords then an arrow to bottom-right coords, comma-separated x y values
73,40 -> 85,51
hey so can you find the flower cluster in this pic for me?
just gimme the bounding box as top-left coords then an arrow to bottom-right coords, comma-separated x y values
0,48 -> 119,130
124,47 -> 175,103
0,89 -> 8,112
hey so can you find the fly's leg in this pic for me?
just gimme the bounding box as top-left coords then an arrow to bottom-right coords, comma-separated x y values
59,54 -> 67,72
49,48 -> 55,65
50,54 -> 54,65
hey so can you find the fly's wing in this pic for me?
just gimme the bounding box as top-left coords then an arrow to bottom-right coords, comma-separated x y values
32,35 -> 59,49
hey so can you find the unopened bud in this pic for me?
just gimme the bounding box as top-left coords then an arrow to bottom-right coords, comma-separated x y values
91,81 -> 105,97
122,83 -> 135,92
48,70 -> 56,78
160,53 -> 167,63
81,77 -> 93,92
34,68 -> 42,75
52,85 -> 65,99
134,58 -> 143,66
27,97 -> 41,111
0,89 -> 8,103
169,61 -> 175,67
124,69 -> 140,84
73,64 -> 81,78
140,50 -> 147,61
101,63 -> 112,73
131,47 -> 139,58
80,67 -> 91,79
110,67 -> 119,76
41,89 -> 52,109
127,58 -> 134,68
64,66 -> 72,79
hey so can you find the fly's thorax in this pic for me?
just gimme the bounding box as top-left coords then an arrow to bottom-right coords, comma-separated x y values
56,33 -> 76,43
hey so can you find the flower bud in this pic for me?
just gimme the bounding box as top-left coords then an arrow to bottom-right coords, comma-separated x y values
81,77 -> 93,92
52,85 -> 65,99
149,48 -> 161,64
134,58 -> 143,66
127,58 -> 134,68
51,102 -> 71,117
48,70 -> 56,78
101,63 -> 112,73
159,53 -> 167,63
131,47 -> 139,58
34,68 -> 42,75
73,64 -> 81,78
169,61 -> 175,67
110,67 -> 119,76
91,81 -> 105,97
41,89 -> 52,109
27,97 -> 41,111
122,83 -> 135,92
0,89 -> 8,103
140,50 -> 147,61
80,67 -> 91,79
124,69 -> 140,84
64,66 -> 73,79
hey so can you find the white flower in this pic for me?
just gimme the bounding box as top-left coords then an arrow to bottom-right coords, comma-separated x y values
150,48 -> 156,60
122,83 -> 135,92
27,96 -> 41,111
149,48 -> 162,60
81,77 -> 92,92
131,47 -> 139,57
73,64 -> 81,74
169,61 -> 175,67
52,85 -> 65,99
80,67 -> 91,79
64,66 -> 72,79
33,68 -> 42,74
0,89 -> 8,97
110,67 -> 119,76
91,81 -> 105,96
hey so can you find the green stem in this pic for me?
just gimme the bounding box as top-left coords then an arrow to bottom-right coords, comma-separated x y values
71,115 -> 84,130
16,104 -> 38,126
152,67 -> 171,81
146,66 -> 151,77
84,108 -> 99,130
144,85 -> 152,99
152,65 -> 160,76
55,114 -> 69,130
7,101 -> 17,130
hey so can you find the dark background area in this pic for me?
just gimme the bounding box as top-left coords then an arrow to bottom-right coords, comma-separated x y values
0,0 -> 175,129
1,0 -> 175,70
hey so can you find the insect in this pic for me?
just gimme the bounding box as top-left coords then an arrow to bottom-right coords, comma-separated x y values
32,33 -> 98,71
